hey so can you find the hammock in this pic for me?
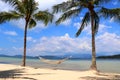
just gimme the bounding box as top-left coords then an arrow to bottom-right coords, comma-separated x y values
38,56 -> 71,64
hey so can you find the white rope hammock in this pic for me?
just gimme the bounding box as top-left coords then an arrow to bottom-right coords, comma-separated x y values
38,56 -> 71,64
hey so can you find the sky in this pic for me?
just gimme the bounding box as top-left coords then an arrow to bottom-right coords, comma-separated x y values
0,0 -> 120,56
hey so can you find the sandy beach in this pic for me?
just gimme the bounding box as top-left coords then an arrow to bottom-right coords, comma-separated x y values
0,64 -> 120,80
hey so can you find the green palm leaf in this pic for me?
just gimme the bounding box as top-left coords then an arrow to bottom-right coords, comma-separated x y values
0,0 -> 53,67
0,11 -> 23,23
94,0 -> 111,5
53,1 -> 87,13
99,7 -> 120,18
93,11 -> 99,34
76,12 -> 90,37
53,0 -> 120,71
1,0 -> 17,5
28,18 -> 36,28
2,0 -> 24,14
99,7 -> 120,24
56,7 -> 83,25
53,1 -> 72,13
25,0 -> 38,15
34,10 -> 53,25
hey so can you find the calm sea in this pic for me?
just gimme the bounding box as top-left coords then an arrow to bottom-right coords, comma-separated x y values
0,57 -> 120,73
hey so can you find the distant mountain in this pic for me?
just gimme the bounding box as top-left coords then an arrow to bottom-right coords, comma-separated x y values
0,54 -> 10,57
64,53 -> 91,60
37,54 -> 91,60
0,54 -> 38,59
0,54 -> 91,60
97,54 -> 120,59
1,54 -> 120,60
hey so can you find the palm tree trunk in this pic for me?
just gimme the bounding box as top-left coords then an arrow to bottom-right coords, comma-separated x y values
90,11 -> 97,71
22,21 -> 28,67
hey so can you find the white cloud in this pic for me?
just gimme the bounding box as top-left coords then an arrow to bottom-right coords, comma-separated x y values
0,0 -> 120,56
74,22 -> 81,29
96,32 -> 120,54
4,31 -> 17,36
26,32 -> 120,56
27,37 -> 33,41
0,1 -> 13,12
61,19 -> 71,26
0,48 -> 3,51
112,1 -> 118,5
0,47 -> 23,56
27,33 -> 91,56
10,19 -> 25,30
80,17 -> 83,20
1,32 -> 120,56
36,0 -> 68,11
27,36 -> 36,43
12,47 -> 22,51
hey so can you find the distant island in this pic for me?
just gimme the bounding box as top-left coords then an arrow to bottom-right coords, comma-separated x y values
97,54 -> 120,59
0,54 -> 38,59
0,54 -> 120,60
0,54 -> 91,60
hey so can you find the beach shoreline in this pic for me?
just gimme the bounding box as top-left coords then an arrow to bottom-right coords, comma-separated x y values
0,64 -> 120,80
1,56 -> 120,74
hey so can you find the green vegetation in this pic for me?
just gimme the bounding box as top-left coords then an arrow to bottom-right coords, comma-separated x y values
0,0 -> 53,66
97,54 -> 120,59
0,0 -> 120,70
53,0 -> 120,71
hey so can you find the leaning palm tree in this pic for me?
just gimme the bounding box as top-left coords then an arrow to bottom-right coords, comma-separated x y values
53,0 -> 119,71
0,0 -> 53,66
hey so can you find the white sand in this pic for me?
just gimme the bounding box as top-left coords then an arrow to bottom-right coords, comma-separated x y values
0,64 -> 120,80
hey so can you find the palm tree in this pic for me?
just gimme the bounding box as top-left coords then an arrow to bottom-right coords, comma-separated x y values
0,0 -> 53,66
53,0 -> 119,71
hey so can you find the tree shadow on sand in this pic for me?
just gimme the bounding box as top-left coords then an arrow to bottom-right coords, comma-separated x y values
0,68 -> 55,80
0,69 -> 24,78
81,72 -> 120,80
0,68 -> 37,80
81,76 -> 109,80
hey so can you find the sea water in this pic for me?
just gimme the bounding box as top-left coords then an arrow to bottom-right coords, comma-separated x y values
0,57 -> 120,73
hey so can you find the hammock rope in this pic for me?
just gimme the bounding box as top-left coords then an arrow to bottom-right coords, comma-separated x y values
38,56 -> 71,64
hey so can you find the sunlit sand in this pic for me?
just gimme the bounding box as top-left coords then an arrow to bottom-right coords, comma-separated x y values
0,64 -> 120,80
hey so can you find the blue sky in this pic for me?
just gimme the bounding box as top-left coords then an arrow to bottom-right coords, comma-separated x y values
0,0 -> 120,56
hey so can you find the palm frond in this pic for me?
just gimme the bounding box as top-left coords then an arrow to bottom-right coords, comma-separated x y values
53,0 -> 90,13
53,1 -> 73,13
28,0 -> 39,15
76,12 -> 90,37
112,15 -> 120,23
0,11 -> 23,23
34,10 -> 53,25
63,2 -> 82,12
1,0 -> 25,14
1,0 -> 17,6
93,11 -> 99,34
99,7 -> 120,19
14,0 -> 25,14
28,18 -> 37,29
93,0 -> 111,5
56,7 -> 82,25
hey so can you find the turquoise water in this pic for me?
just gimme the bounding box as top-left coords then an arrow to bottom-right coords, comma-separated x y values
0,57 -> 120,73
